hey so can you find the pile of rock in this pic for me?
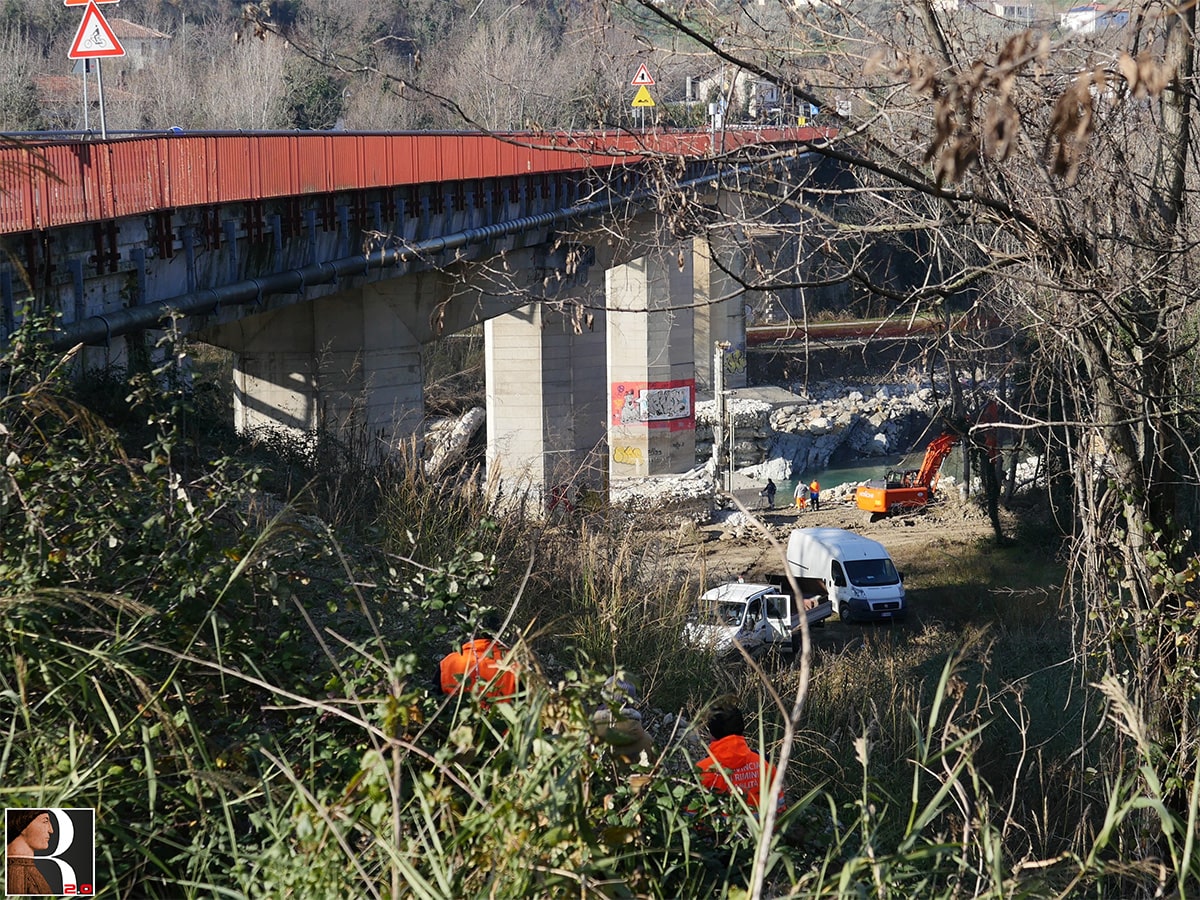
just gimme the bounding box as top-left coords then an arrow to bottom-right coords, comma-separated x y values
420,375 -> 1044,522
604,379 -> 960,524
608,468 -> 717,525
425,406 -> 486,478
696,379 -> 944,482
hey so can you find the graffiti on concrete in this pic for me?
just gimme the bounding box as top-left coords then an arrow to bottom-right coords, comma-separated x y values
612,445 -> 644,465
610,379 -> 695,431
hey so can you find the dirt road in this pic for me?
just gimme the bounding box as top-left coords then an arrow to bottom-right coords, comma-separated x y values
694,492 -> 1000,585
677,493 -> 1007,656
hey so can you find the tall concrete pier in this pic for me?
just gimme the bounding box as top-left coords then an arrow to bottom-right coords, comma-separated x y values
606,247 -> 697,480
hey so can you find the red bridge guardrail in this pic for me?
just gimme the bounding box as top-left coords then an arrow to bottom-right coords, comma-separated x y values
0,127 -> 835,235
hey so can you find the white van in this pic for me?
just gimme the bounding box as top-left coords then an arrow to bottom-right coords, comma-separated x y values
785,527 -> 906,623
682,580 -> 833,657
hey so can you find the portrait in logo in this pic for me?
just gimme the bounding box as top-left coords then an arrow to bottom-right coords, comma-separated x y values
5,808 -> 95,896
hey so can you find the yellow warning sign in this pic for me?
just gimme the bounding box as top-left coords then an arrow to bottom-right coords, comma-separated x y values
631,86 -> 655,108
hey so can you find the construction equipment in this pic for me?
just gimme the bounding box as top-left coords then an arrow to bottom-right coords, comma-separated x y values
855,433 -> 958,518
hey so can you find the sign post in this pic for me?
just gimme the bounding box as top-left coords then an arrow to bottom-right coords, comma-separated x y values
630,64 -> 655,132
71,58 -> 91,131
67,0 -> 125,138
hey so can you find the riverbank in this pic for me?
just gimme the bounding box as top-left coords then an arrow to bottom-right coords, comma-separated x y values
694,376 -> 945,483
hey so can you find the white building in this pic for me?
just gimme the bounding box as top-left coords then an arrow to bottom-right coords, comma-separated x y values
1060,4 -> 1130,32
108,19 -> 172,72
992,1 -> 1035,23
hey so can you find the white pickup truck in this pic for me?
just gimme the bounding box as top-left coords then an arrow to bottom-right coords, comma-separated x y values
682,580 -> 834,658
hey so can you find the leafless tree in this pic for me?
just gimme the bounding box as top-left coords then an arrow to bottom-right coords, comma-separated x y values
0,29 -> 40,131
603,0 -> 1200,860
59,0 -> 1198,881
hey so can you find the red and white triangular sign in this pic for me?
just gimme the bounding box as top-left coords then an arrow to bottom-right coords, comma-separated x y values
69,2 -> 126,59
631,63 -> 655,86
65,0 -> 119,6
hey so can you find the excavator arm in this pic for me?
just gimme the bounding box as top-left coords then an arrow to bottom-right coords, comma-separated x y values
857,407 -> 995,517
915,434 -> 958,489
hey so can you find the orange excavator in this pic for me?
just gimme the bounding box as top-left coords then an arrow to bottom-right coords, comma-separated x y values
855,433 -> 958,518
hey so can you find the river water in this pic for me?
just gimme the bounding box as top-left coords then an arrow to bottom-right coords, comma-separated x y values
778,454 -> 905,503
730,444 -> 969,511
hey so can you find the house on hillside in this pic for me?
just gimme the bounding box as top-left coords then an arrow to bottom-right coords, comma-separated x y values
1060,4 -> 1129,31
685,68 -> 788,122
933,0 -> 1050,24
991,0 -> 1035,23
107,19 -> 172,72
687,68 -> 752,113
32,74 -> 137,131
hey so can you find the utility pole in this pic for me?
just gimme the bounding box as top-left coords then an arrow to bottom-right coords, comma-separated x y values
96,58 -> 107,139
80,59 -> 90,132
712,342 -> 729,489
728,390 -> 736,493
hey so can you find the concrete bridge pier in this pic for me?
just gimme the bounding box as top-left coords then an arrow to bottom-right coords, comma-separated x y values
202,273 -> 447,453
607,245 -> 697,481
484,297 -> 608,512
693,235 -> 748,396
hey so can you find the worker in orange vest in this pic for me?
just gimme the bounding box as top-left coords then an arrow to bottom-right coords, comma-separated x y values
438,632 -> 520,705
695,702 -> 786,817
808,479 -> 821,511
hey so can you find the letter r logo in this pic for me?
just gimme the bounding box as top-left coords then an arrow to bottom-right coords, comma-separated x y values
5,807 -> 96,893
36,809 -> 79,889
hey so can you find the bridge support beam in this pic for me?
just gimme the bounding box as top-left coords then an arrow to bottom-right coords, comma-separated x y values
606,247 -> 696,480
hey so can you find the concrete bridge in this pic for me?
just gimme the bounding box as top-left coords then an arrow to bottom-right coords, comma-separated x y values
0,128 -> 832,507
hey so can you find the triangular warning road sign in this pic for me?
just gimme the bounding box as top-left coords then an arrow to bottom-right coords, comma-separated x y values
69,2 -> 126,59
631,85 -> 656,108
631,63 -> 655,86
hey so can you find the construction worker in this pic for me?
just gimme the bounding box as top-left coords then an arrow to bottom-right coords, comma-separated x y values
696,702 -> 785,815
761,478 -> 777,509
793,481 -> 808,511
438,629 -> 519,706
809,479 -> 821,511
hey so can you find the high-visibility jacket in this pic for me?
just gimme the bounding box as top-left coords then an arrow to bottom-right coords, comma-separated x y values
439,638 -> 518,703
809,480 -> 820,494
697,734 -> 785,812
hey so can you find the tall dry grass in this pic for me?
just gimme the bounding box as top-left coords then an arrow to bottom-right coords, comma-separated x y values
2,321 -> 1196,896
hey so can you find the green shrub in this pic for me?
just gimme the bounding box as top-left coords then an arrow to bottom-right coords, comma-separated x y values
4,314 -> 1198,897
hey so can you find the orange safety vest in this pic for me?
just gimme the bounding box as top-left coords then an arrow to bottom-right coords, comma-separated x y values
439,638 -> 518,702
809,480 -> 820,493
696,734 -> 785,812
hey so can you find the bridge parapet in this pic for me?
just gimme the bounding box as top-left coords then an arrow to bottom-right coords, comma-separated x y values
0,128 -> 832,235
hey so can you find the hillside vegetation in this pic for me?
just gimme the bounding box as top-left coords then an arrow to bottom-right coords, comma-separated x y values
1,315 -> 1194,897
0,0 -> 723,133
